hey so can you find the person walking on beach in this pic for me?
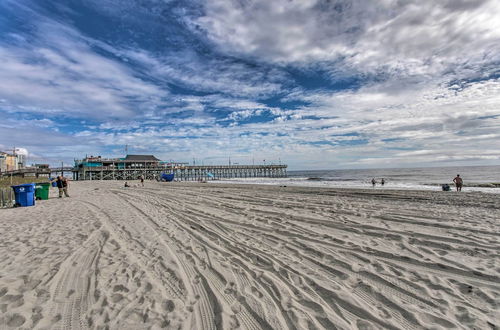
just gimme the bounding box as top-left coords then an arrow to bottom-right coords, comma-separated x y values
371,178 -> 376,187
56,176 -> 70,198
453,174 -> 463,192
56,176 -> 63,197
140,175 -> 144,187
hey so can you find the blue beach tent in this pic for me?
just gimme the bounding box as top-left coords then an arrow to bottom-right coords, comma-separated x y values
161,173 -> 175,182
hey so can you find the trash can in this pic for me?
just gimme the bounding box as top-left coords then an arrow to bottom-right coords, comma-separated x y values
35,182 -> 51,200
11,183 -> 36,207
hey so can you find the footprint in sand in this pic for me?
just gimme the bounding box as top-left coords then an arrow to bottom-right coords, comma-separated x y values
161,299 -> 175,312
6,313 -> 26,327
230,301 -> 242,314
113,284 -> 129,293
111,293 -> 124,303
3,294 -> 24,308
250,287 -> 263,298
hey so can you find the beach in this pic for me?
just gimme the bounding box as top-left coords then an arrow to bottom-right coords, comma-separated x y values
0,181 -> 499,329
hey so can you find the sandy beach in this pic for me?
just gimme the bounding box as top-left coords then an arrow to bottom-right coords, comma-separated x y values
0,181 -> 498,329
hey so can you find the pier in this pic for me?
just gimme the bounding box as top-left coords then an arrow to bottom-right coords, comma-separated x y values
73,164 -> 287,181
72,155 -> 287,181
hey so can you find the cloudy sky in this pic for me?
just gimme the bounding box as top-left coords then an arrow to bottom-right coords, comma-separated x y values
1,0 -> 499,169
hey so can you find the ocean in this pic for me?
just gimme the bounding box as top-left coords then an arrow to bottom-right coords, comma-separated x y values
214,165 -> 500,194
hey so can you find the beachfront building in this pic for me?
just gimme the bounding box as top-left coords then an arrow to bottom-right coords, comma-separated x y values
75,154 -> 160,169
73,154 -> 165,180
0,152 -> 6,173
0,151 -> 26,173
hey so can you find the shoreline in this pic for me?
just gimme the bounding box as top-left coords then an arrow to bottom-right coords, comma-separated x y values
208,178 -> 500,194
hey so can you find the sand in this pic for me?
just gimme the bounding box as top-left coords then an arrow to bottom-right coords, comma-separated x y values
0,181 -> 498,329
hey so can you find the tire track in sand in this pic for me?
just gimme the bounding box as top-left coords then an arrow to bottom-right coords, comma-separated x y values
113,189 -> 271,330
115,189 -> 399,329
101,191 -> 219,330
43,229 -> 108,330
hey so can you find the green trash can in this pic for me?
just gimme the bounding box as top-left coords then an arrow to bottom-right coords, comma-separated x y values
35,182 -> 51,200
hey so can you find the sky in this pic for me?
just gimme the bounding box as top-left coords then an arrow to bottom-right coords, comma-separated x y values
1,0 -> 499,170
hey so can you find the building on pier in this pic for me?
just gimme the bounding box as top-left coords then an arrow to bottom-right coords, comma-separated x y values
72,154 -> 287,181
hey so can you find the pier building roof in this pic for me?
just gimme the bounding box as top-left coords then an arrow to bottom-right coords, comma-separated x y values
124,155 -> 160,162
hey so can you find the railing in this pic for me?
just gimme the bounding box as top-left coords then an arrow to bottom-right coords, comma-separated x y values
1,168 -> 51,176
0,187 -> 14,208
49,167 -> 73,173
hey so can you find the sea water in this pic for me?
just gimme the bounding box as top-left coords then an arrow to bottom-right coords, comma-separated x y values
213,165 -> 500,194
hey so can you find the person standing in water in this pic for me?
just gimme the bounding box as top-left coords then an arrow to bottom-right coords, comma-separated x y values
381,178 -> 385,186
371,178 -> 376,187
453,174 -> 463,192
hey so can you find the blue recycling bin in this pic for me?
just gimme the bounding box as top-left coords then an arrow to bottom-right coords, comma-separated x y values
11,183 -> 36,207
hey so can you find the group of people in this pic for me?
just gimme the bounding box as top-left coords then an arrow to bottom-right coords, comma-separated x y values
370,174 -> 464,192
124,175 -> 145,188
54,176 -> 69,198
371,178 -> 385,187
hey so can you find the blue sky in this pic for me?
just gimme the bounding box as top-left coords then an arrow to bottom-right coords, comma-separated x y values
1,0 -> 499,169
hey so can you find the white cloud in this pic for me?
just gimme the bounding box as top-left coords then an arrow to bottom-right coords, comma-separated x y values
122,49 -> 285,98
195,0 -> 500,78
1,0 -> 499,169
0,15 -> 167,119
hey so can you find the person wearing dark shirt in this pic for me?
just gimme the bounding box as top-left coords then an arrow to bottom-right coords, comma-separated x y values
56,176 -> 70,197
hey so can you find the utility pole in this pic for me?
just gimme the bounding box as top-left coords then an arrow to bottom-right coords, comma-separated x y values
10,147 -> 16,185
61,161 -> 64,177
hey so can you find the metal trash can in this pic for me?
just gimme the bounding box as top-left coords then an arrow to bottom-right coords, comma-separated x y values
35,182 -> 51,200
11,183 -> 36,207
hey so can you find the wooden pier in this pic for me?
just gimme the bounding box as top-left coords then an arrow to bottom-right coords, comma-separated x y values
72,164 -> 287,181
